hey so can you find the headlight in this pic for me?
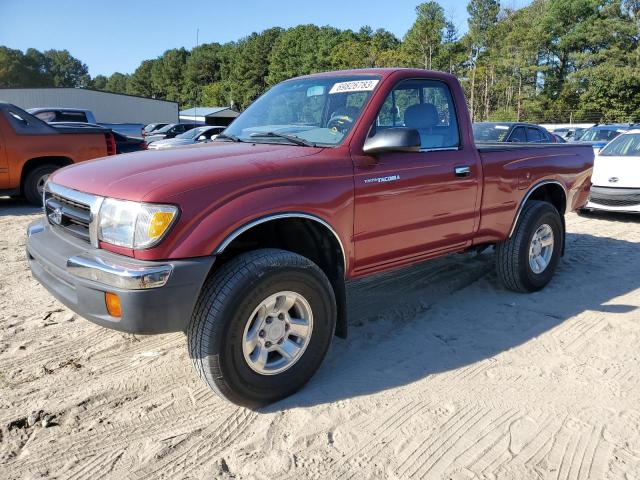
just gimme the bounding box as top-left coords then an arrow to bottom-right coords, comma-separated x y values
98,198 -> 178,249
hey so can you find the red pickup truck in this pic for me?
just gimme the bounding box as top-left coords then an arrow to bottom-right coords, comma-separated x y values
26,69 -> 593,407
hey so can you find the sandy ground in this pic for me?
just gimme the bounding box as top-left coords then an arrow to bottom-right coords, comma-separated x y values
1,197 -> 639,480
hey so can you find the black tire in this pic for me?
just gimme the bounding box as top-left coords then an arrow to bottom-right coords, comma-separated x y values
496,201 -> 563,293
23,164 -> 58,205
188,249 -> 337,408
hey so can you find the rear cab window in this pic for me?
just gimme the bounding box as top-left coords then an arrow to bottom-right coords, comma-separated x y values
55,111 -> 88,122
33,111 -> 56,122
372,79 -> 460,150
32,110 -> 88,123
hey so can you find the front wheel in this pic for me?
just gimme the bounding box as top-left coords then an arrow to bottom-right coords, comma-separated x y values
23,164 -> 58,205
188,249 -> 337,408
496,201 -> 563,293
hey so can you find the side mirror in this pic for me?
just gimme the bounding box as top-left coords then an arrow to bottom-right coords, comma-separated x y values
363,128 -> 421,154
197,135 -> 206,141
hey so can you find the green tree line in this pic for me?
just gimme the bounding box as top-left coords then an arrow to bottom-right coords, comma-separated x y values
1,0 -> 639,123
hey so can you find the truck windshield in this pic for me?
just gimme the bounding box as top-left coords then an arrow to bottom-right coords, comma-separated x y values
472,123 -> 511,142
176,127 -> 208,139
579,128 -> 622,142
156,124 -> 175,133
223,75 -> 381,146
599,133 -> 640,157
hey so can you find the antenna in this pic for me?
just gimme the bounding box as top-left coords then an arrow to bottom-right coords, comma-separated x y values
195,27 -> 199,124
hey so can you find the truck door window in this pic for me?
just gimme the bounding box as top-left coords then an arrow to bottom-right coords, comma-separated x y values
509,127 -> 526,142
373,79 -> 459,150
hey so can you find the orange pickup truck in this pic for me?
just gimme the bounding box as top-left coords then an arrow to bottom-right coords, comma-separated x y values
0,103 -> 115,204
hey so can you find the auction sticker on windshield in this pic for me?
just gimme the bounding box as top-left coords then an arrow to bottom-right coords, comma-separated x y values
329,79 -> 379,94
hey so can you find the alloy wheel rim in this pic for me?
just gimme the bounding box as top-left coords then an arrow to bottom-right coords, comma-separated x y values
528,224 -> 554,274
36,174 -> 49,197
242,291 -> 313,375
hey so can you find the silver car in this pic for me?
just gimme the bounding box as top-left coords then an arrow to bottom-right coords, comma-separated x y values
147,126 -> 226,150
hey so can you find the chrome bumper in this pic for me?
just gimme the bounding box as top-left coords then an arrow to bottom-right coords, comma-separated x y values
28,222 -> 171,290
67,254 -> 172,290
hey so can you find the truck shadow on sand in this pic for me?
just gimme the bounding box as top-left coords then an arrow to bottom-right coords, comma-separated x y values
0,196 -> 41,217
267,223 -> 639,410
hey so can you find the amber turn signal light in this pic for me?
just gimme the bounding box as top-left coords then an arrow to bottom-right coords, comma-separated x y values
147,211 -> 176,239
105,292 -> 122,318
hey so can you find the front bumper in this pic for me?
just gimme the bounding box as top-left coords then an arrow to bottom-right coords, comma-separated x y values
26,219 -> 215,334
585,186 -> 640,214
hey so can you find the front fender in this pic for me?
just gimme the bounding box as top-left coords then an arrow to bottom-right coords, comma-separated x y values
136,179 -> 355,271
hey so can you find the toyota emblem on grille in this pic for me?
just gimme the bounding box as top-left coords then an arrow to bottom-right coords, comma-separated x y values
49,207 -> 63,225
608,177 -> 619,183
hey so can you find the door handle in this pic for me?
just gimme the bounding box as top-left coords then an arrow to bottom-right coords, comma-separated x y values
454,166 -> 471,178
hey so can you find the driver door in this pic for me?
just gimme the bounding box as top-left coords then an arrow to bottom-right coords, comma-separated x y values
352,78 -> 480,273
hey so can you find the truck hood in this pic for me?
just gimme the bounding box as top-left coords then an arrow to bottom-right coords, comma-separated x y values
51,142 -> 324,202
591,154 -> 640,188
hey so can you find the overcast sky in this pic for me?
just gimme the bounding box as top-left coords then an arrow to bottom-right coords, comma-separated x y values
0,0 -> 530,77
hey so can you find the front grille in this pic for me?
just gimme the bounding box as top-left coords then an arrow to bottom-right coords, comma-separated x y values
45,191 -> 92,242
589,187 -> 640,208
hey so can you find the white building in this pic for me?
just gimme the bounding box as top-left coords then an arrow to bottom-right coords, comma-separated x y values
0,87 -> 179,125
179,107 -> 240,127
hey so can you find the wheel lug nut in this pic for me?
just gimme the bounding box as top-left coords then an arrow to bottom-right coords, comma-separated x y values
259,330 -> 265,338
278,313 -> 285,320
266,318 -> 272,324
265,341 -> 272,347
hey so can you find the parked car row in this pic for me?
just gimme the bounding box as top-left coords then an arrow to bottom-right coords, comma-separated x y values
542,123 -> 640,214
24,106 -> 228,153
143,123 -> 198,143
472,122 -> 557,144
471,120 -> 638,215
583,129 -> 640,214
472,122 -> 639,154
568,124 -> 638,153
550,127 -> 587,141
142,122 -> 168,136
147,125 -> 225,150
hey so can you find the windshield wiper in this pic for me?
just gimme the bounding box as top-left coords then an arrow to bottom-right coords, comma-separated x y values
249,131 -> 317,147
215,133 -> 243,142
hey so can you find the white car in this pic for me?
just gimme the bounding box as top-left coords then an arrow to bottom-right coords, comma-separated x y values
147,126 -> 225,150
586,129 -> 640,213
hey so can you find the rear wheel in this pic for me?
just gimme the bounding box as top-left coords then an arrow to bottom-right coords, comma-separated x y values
23,164 -> 58,205
496,201 -> 563,293
188,249 -> 336,408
